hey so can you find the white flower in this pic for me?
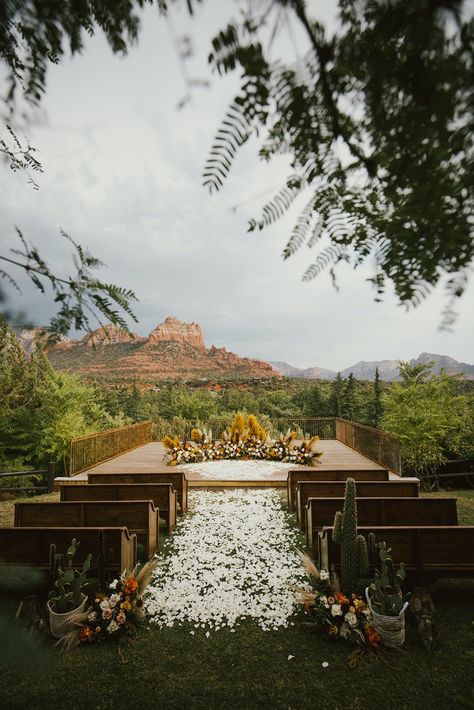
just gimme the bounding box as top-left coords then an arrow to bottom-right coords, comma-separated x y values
322,662 -> 329,668
345,612 -> 358,627
319,570 -> 329,581
339,622 -> 351,639
145,488 -> 307,631
330,604 -> 342,617
100,599 -> 110,611
109,579 -> 119,590
88,611 -> 97,623
319,595 -> 329,608
107,620 -> 119,634
109,593 -> 121,607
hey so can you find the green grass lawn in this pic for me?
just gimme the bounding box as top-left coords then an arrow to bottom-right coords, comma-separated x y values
1,489 -> 473,710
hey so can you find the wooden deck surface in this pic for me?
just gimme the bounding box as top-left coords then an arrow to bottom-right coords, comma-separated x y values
57,440 -> 391,487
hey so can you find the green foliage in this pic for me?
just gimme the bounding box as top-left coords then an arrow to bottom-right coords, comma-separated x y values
1,228 -> 138,341
48,538 -> 91,613
368,540 -> 408,617
0,0 -> 157,111
342,373 -> 357,420
328,373 -> 344,417
381,363 -> 474,480
368,367 -> 384,428
0,321 -> 131,473
205,0 -> 474,317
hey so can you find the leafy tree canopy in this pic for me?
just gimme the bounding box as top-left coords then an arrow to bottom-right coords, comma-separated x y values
381,363 -> 474,481
204,0 -> 474,322
0,321 -> 131,472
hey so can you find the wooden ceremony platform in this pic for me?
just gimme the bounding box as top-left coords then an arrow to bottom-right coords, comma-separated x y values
57,439 -> 393,490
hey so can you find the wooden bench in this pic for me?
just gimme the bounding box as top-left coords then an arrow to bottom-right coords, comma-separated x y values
295,479 -> 420,530
306,497 -> 458,559
318,525 -> 474,584
287,469 -> 389,511
15,500 -> 158,558
60,483 -> 177,533
88,471 -> 188,514
0,527 -> 137,573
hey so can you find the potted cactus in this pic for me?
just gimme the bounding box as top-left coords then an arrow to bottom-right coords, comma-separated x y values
47,538 -> 92,638
366,540 -> 410,648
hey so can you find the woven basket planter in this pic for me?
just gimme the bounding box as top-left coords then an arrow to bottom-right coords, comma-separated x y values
47,594 -> 88,639
365,588 -> 408,648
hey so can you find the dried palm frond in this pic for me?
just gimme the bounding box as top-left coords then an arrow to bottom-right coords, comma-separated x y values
53,606 -> 92,651
134,558 -> 160,595
330,564 -> 341,593
297,550 -> 320,579
162,435 -> 179,449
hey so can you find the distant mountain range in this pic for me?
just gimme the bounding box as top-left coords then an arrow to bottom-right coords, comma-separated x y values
20,317 -> 280,384
269,353 -> 474,381
17,321 -> 473,383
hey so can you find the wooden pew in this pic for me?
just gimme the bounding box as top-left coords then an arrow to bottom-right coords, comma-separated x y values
15,501 -> 158,558
60,483 -> 177,533
87,471 -> 188,514
287,469 -> 390,511
306,497 -> 458,559
0,527 -> 137,573
318,525 -> 474,584
295,479 -> 420,530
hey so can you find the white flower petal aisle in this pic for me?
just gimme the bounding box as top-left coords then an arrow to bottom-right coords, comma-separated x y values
146,489 -> 307,631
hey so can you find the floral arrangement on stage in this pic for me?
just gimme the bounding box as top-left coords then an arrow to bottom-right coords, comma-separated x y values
162,414 -> 323,466
57,559 -> 159,654
295,553 -> 382,664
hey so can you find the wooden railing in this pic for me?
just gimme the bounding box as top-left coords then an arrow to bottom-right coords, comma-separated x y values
0,463 -> 55,494
69,421 -> 153,476
335,418 -> 401,475
68,417 -> 400,476
152,417 -> 336,442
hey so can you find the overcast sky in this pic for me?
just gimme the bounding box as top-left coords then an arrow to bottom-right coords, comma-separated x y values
2,0 -> 473,370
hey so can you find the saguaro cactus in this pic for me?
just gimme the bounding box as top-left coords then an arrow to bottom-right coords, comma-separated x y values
331,477 -> 369,594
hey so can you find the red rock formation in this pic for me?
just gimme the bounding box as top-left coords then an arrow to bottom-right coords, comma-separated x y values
146,316 -> 206,352
81,324 -> 143,348
46,317 -> 279,383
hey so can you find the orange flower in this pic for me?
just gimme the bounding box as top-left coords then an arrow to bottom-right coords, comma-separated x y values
79,626 -> 94,642
121,599 -> 132,611
335,592 -> 349,605
124,577 -> 138,595
364,625 -> 381,647
327,624 -> 338,636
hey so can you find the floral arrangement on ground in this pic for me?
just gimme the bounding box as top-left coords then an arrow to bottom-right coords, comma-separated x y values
295,554 -> 382,664
57,558 -> 159,652
163,413 -> 323,466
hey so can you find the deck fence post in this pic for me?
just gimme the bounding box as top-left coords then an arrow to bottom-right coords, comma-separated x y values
47,462 -> 55,492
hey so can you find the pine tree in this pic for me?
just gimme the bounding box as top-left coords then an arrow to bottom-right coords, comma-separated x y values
342,373 -> 357,421
369,367 -> 384,428
329,373 -> 344,417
